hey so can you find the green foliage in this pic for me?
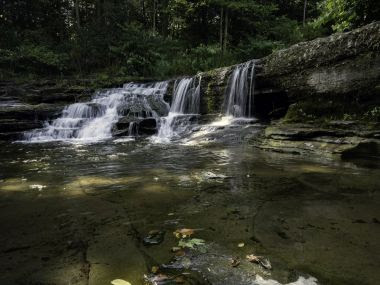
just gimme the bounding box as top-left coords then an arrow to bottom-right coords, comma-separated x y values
234,37 -> 282,61
2,0 -> 375,78
0,45 -> 68,74
315,0 -> 380,32
364,107 -> 380,122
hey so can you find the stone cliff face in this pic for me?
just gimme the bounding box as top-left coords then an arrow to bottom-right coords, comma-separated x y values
197,22 -> 380,158
259,21 -> 380,122
200,21 -> 380,122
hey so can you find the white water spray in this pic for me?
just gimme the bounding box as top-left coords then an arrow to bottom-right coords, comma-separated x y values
24,82 -> 169,143
154,76 -> 202,142
223,60 -> 255,118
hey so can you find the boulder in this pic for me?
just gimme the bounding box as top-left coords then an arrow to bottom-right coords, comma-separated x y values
113,117 -> 157,137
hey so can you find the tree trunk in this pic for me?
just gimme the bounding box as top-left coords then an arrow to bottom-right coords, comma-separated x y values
220,7 -> 224,52
141,0 -> 146,25
75,0 -> 81,29
223,9 -> 229,53
303,0 -> 307,26
152,0 -> 156,34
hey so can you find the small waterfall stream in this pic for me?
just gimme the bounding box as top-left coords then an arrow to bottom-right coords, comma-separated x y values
154,76 -> 202,142
24,62 -> 256,144
24,82 -> 169,142
223,60 -> 256,118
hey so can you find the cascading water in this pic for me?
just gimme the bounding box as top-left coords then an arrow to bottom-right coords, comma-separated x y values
24,82 -> 169,142
180,61 -> 258,145
154,76 -> 202,142
223,60 -> 255,118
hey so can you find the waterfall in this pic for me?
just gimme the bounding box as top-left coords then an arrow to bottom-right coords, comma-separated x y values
223,61 -> 255,118
24,81 -> 169,142
154,76 -> 202,142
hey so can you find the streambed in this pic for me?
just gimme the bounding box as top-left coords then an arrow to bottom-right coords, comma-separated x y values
0,134 -> 379,285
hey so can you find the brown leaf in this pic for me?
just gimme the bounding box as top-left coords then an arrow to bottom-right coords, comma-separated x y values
230,257 -> 241,267
152,274 -> 170,282
173,228 -> 195,238
246,254 -> 261,263
246,254 -> 272,270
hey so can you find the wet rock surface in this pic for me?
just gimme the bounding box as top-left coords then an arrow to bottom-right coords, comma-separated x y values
113,117 -> 158,136
251,122 -> 380,163
0,80 -> 93,140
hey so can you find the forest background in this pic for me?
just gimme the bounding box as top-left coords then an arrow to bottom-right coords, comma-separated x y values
1,0 -> 379,79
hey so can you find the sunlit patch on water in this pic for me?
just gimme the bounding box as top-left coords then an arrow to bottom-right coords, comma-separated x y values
289,164 -> 337,174
114,137 -> 135,143
255,276 -> 318,285
0,178 -> 47,192
0,178 -> 29,192
29,184 -> 47,191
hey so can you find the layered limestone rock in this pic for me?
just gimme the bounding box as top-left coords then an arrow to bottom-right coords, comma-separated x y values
199,21 -> 380,121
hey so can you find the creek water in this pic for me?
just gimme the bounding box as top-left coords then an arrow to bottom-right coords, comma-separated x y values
2,71 -> 380,284
0,134 -> 379,285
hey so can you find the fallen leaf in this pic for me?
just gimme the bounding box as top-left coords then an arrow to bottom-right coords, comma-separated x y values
258,257 -> 272,270
111,279 -> 132,285
246,254 -> 272,270
150,274 -> 170,282
151,266 -> 159,274
173,228 -> 195,238
246,254 -> 261,263
238,242 -> 245,248
230,257 -> 241,267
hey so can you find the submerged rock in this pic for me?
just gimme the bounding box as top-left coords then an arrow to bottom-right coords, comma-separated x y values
143,230 -> 165,246
113,117 -> 157,136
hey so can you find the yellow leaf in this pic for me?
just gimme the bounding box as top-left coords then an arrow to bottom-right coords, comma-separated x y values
173,228 -> 195,238
111,279 -> 132,285
151,266 -> 159,274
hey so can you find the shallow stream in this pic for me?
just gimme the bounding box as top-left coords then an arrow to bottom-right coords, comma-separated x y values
0,130 -> 379,285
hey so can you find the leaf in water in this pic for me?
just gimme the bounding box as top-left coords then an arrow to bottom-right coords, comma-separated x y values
151,266 -> 159,274
178,238 -> 205,249
173,228 -> 195,238
246,254 -> 272,270
246,254 -> 261,263
230,257 -> 241,267
110,279 -> 132,285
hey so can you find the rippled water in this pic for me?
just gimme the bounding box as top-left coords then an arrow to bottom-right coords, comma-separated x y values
0,134 -> 379,285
